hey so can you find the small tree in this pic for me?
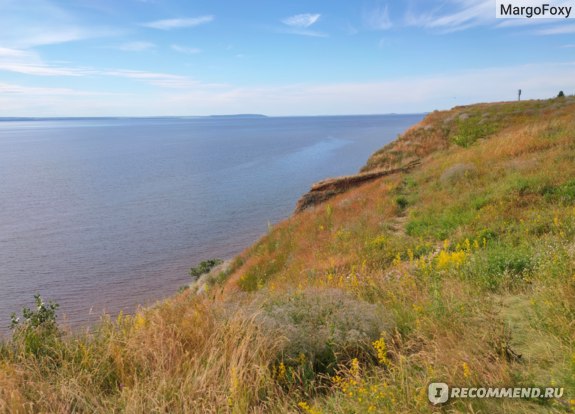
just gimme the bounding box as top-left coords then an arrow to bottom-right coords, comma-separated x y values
557,91 -> 565,98
10,294 -> 61,357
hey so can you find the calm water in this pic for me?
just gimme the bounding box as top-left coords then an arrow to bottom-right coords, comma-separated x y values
0,114 -> 423,336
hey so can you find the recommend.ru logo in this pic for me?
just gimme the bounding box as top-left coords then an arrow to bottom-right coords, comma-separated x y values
428,383 -> 565,405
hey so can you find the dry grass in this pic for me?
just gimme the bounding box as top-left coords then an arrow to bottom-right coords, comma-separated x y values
1,97 -> 575,413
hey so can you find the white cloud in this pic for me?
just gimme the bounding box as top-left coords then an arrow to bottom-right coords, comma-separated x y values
143,16 -> 214,30
537,24 -> 575,35
0,0 -> 120,48
117,41 -> 156,52
0,82 -> 112,96
0,47 -> 34,59
1,61 -> 573,116
0,50 -> 208,88
0,48 -> 91,76
171,45 -> 202,54
364,4 -> 393,30
279,14 -> 326,37
0,62 -> 91,77
282,14 -> 321,28
406,0 -> 494,32
102,70 -> 203,88
160,61 -> 575,116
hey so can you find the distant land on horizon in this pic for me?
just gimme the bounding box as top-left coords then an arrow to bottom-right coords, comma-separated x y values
0,115 -> 267,122
0,113 -> 433,122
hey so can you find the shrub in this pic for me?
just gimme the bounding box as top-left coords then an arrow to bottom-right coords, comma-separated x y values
189,258 -> 223,279
257,289 -> 392,376
10,294 -> 61,358
451,117 -> 497,147
440,163 -> 477,185
395,196 -> 409,210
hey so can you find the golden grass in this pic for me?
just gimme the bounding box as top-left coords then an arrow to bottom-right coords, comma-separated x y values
1,97 -> 575,413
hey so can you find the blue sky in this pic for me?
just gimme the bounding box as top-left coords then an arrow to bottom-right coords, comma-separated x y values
0,0 -> 574,116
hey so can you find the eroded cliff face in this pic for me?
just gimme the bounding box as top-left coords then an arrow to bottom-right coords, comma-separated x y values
294,159 -> 421,213
296,97 -> 575,214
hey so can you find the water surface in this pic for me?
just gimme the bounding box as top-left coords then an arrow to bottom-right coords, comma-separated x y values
0,115 -> 423,336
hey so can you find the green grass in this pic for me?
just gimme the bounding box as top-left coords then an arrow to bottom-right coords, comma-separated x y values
1,98 -> 574,413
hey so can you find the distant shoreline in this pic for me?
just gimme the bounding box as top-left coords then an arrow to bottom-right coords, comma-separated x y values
0,113 -> 426,122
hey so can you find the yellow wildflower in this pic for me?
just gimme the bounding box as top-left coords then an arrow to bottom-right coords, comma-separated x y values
436,250 -> 466,270
298,401 -> 321,414
372,336 -> 389,365
462,362 -> 471,379
277,362 -> 287,381
133,313 -> 146,330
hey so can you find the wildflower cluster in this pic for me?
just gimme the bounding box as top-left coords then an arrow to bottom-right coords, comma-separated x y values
372,335 -> 389,366
327,339 -> 402,412
435,238 -> 483,271
436,249 -> 466,270
297,401 -> 321,414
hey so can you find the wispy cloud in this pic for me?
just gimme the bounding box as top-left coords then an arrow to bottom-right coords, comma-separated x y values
0,62 -> 90,77
117,41 -> 156,52
0,49 -> 209,89
0,47 -> 32,59
171,45 -> 202,54
0,82 -> 112,96
405,0 -> 493,32
537,24 -> 575,35
0,48 -> 91,76
280,13 -> 326,37
142,16 -> 214,30
102,70 -> 202,88
0,0 -> 120,48
282,13 -> 321,28
160,62 -> 575,116
2,61 -> 574,116
364,3 -> 393,30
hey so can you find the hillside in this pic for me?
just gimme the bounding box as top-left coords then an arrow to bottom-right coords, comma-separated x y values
1,98 -> 574,413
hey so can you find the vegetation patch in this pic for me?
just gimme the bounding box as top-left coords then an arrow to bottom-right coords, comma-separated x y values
189,258 -> 223,279
258,289 -> 392,376
451,116 -> 498,147
462,242 -> 535,291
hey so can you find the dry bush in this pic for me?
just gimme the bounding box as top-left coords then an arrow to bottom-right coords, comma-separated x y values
255,288 -> 392,372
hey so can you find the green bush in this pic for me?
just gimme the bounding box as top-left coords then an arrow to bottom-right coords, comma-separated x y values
395,196 -> 409,211
10,294 -> 61,358
189,258 -> 223,279
451,117 -> 497,147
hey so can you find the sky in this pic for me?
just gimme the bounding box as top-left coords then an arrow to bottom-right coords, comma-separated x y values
0,0 -> 574,116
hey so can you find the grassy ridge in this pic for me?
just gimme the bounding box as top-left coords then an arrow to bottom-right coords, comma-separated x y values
1,98 -> 574,413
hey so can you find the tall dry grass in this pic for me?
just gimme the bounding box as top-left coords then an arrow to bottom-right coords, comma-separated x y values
2,97 -> 575,413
